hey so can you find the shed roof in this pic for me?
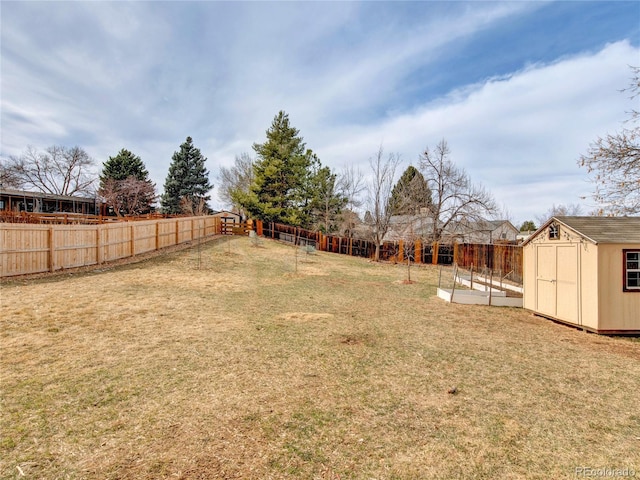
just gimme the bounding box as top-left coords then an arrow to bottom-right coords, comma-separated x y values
526,216 -> 640,245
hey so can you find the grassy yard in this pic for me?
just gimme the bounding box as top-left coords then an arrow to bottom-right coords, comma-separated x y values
1,236 -> 639,479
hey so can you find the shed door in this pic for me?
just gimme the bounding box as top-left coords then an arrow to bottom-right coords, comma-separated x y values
556,245 -> 578,324
535,244 -> 579,324
536,245 -> 557,317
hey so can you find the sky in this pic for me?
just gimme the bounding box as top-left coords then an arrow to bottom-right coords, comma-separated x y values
1,1 -> 639,226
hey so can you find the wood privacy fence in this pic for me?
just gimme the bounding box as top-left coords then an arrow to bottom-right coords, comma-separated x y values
257,221 -> 455,265
453,242 -> 523,284
1,216 -> 221,277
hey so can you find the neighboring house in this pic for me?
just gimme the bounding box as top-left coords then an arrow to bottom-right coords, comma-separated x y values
522,216 -> 640,334
383,215 -> 517,244
517,231 -> 534,243
451,219 -> 519,244
0,188 -> 100,215
383,214 -> 438,242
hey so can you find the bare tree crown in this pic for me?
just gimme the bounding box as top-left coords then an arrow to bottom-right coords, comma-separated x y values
4,145 -> 96,196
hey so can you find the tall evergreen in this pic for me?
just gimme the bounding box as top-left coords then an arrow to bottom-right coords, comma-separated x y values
390,165 -> 432,215
100,149 -> 150,186
307,163 -> 348,233
99,149 -> 156,215
161,137 -> 212,214
239,111 -> 313,225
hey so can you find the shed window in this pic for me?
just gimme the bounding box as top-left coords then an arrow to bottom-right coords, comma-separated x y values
548,223 -> 559,240
623,250 -> 640,292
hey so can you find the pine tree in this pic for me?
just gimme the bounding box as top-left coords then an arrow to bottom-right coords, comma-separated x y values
161,137 -> 212,214
390,165 -> 432,215
100,149 -> 150,185
307,164 -> 348,233
99,149 -> 156,215
239,111 -> 313,225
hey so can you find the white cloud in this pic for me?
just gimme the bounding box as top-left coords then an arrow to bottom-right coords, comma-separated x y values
1,2 -> 637,223
308,41 -> 639,224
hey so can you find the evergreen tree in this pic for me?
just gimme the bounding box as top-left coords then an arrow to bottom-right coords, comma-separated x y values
390,165 -> 432,215
307,164 -> 348,233
239,111 -> 313,225
161,137 -> 212,214
99,149 -> 156,215
520,220 -> 537,232
100,149 -> 150,185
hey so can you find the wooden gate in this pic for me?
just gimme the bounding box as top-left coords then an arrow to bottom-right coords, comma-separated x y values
221,221 -> 252,235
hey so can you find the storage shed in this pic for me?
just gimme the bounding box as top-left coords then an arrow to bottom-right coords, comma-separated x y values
522,216 -> 640,334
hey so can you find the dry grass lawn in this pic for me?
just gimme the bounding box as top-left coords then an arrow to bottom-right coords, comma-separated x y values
1,236 -> 639,479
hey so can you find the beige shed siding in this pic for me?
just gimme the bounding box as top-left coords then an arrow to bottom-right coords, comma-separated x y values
579,241 -> 599,330
598,243 -> 640,331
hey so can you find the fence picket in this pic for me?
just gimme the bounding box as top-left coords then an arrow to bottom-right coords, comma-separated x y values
0,216 -> 221,277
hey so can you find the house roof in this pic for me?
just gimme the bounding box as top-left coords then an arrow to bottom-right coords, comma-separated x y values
524,216 -> 640,245
212,210 -> 241,217
455,219 -> 517,232
0,187 -> 97,202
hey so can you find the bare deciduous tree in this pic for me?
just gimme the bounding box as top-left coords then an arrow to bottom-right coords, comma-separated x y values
180,195 -> 208,216
0,161 -> 22,188
419,139 -> 497,243
579,66 -> 640,216
218,153 -> 254,215
337,164 -> 365,237
339,164 -> 366,210
365,146 -> 401,261
99,176 -> 157,216
535,203 -> 583,227
4,145 -> 96,196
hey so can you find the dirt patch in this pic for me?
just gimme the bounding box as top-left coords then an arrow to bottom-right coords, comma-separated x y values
278,312 -> 334,323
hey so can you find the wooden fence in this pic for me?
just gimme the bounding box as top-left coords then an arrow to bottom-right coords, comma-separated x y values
453,242 -> 523,284
0,216 -> 221,277
257,221 -> 455,264
0,210 -> 171,224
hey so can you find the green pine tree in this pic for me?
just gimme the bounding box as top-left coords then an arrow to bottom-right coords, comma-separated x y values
520,220 -> 537,232
390,166 -> 432,215
100,149 -> 150,185
161,137 -> 213,214
307,163 -> 348,233
239,111 -> 313,225
99,149 -> 156,215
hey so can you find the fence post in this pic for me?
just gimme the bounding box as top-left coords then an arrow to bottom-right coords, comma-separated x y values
48,226 -> 55,272
155,221 -> 160,251
489,269 -> 493,306
176,219 -> 180,245
130,223 -> 136,256
97,225 -> 103,265
470,263 -> 474,289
